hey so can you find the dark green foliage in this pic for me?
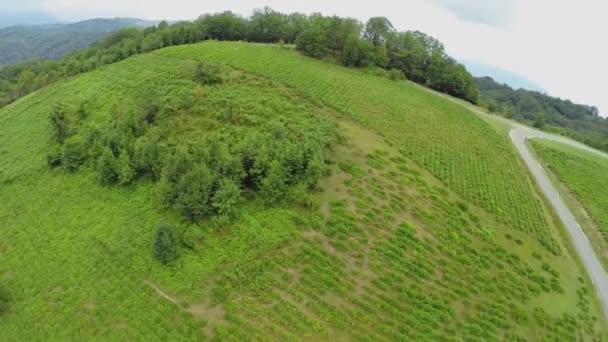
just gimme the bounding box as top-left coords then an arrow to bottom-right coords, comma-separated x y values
533,113 -> 546,130
49,104 -> 69,144
61,135 -> 86,172
194,62 -> 222,85
295,25 -> 328,58
153,223 -> 180,264
46,144 -> 63,168
97,148 -> 119,185
174,164 -> 217,222
212,178 -> 243,218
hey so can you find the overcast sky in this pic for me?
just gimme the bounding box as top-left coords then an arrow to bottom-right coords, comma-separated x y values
6,0 -> 607,114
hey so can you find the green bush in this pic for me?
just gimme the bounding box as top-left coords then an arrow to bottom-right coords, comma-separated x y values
153,223 -> 180,265
46,144 -> 63,168
62,135 -> 86,172
212,178 -> 242,218
194,62 -> 222,85
97,148 -> 119,185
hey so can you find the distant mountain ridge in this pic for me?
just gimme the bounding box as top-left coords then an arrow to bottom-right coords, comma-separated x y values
461,60 -> 545,92
0,18 -> 157,66
0,11 -> 59,28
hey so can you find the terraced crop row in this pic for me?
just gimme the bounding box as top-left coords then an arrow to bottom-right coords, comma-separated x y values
155,42 -> 560,253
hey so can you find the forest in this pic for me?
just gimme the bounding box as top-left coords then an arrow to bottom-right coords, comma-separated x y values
0,7 -> 479,109
477,76 -> 608,151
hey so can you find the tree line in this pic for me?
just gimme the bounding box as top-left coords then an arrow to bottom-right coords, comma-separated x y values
477,76 -> 608,152
0,7 -> 479,108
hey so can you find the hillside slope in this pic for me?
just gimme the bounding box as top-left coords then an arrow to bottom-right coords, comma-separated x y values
0,18 -> 154,66
0,41 -> 605,340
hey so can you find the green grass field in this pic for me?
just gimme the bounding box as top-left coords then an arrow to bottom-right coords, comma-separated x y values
531,139 -> 608,269
0,41 -> 605,340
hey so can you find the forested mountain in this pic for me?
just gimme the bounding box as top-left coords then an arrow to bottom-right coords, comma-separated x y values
0,18 -> 156,66
0,8 -> 479,111
477,76 -> 608,150
0,11 -> 58,28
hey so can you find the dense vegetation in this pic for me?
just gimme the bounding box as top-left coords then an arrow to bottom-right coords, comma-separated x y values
0,7 -> 478,109
477,76 -> 608,151
531,139 -> 608,267
0,41 -> 604,340
0,18 -> 154,66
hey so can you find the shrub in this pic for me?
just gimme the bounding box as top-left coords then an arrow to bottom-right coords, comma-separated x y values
174,164 -> 217,221
62,135 -> 86,172
49,103 -> 69,144
212,178 -> 242,218
153,223 -> 180,264
388,68 -> 405,81
117,152 -> 135,185
261,160 -> 288,202
194,62 -> 222,85
97,148 -> 119,185
47,144 -> 63,168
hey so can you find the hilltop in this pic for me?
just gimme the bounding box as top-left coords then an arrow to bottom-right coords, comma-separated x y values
0,40 -> 605,340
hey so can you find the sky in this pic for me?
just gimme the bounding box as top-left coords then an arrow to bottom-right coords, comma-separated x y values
3,0 -> 607,115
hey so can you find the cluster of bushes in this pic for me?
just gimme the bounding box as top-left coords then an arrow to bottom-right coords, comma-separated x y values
0,7 -> 478,110
47,65 -> 336,227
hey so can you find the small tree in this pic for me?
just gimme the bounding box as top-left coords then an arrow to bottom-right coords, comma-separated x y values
533,113 -> 546,130
117,152 -> 135,185
153,223 -> 179,265
62,135 -> 86,172
97,147 -> 119,185
212,178 -> 242,218
49,104 -> 69,144
261,160 -> 288,203
295,26 -> 327,58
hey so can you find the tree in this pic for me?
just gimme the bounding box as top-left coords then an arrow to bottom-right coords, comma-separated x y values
153,223 -> 180,264
212,178 -> 242,218
62,135 -> 86,172
363,17 -> 394,46
248,7 -> 288,43
97,148 -> 119,185
533,113 -> 546,129
261,160 -> 288,202
117,152 -> 135,185
295,25 -> 328,58
342,34 -> 374,67
174,164 -> 217,221
49,104 -> 69,144
15,69 -> 36,97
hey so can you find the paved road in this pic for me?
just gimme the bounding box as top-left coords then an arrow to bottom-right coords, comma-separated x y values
510,126 -> 608,320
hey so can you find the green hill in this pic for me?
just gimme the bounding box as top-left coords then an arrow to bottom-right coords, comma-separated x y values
0,41 -> 605,340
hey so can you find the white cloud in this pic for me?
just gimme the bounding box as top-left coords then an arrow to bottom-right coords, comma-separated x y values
36,0 -> 608,114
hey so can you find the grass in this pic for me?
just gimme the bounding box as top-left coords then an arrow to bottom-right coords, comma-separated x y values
531,138 -> 608,269
0,41 -> 605,340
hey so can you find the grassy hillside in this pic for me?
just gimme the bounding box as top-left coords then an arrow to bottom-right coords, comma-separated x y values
531,139 -> 608,268
0,41 -> 605,340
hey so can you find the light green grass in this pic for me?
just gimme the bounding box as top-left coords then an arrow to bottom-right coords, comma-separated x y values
0,42 -> 605,340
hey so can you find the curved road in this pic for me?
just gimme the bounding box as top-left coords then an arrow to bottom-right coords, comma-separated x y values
510,126 -> 608,320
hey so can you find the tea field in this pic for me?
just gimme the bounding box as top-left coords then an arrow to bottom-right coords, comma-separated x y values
0,42 -> 605,340
531,138 -> 608,268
